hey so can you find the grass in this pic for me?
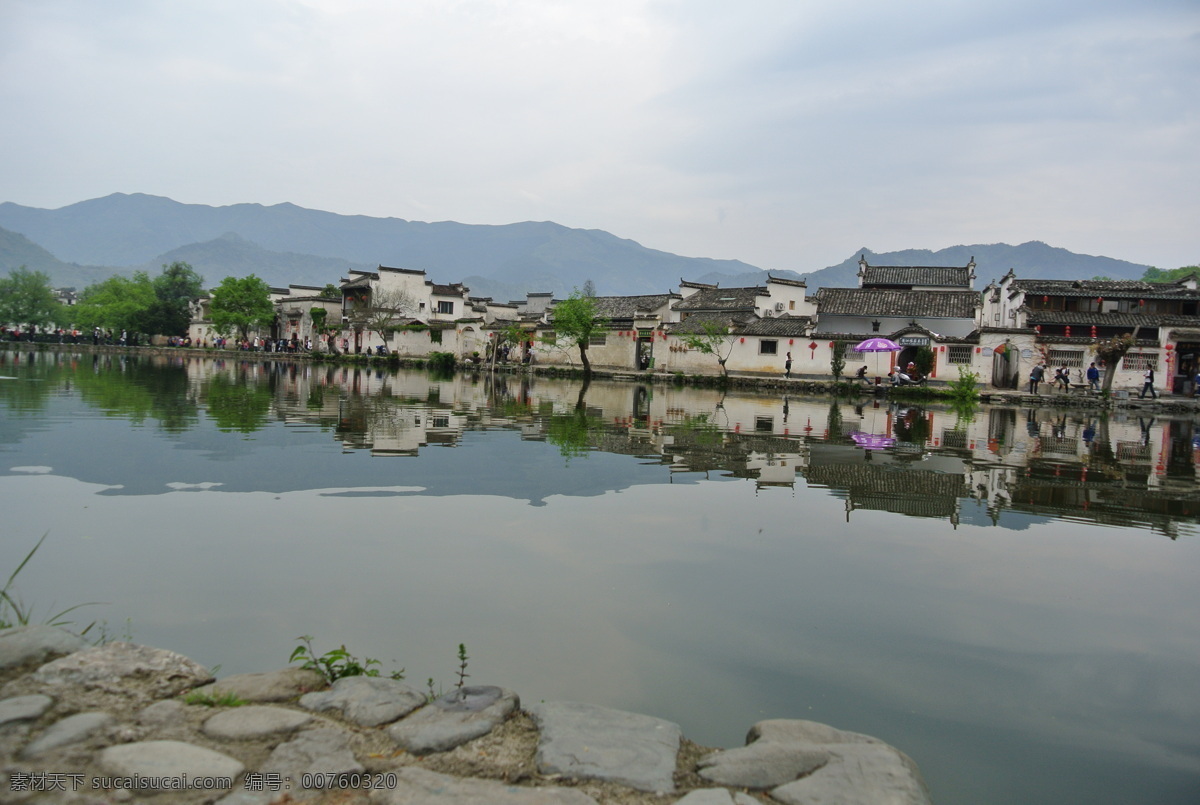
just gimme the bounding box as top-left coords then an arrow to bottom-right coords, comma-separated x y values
1,533 -> 101,635
289,635 -> 405,684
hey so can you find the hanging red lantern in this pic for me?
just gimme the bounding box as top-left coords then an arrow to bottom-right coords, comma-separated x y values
828,341 -> 835,348
1091,325 -> 1097,338
1065,325 -> 1071,337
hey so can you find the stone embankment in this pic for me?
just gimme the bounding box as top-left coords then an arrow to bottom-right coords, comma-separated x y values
0,626 -> 933,804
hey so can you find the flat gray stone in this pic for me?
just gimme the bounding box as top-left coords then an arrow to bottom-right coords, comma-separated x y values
746,719 -> 883,747
261,727 -> 363,778
137,699 -> 186,726
98,740 -> 244,788
33,642 -> 212,697
193,668 -> 327,703
202,706 -> 312,739
22,711 -> 113,756
697,742 -> 829,789
674,791 -> 759,805
0,694 -> 53,727
0,625 -> 87,670
769,744 -> 933,805
300,676 -> 425,727
387,686 -> 518,755
370,767 -> 600,804
529,700 -> 681,794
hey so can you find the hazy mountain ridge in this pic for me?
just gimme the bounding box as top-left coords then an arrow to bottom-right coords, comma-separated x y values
0,193 -> 1152,295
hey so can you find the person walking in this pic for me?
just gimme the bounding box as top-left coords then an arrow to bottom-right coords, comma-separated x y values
1086,362 -> 1100,391
1140,366 -> 1157,399
1029,363 -> 1044,395
784,351 -> 793,379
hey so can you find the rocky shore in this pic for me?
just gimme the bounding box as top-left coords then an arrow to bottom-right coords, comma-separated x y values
0,626 -> 933,804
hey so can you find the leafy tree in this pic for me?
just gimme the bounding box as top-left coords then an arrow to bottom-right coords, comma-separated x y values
830,340 -> 846,381
73,273 -> 156,334
1142,266 -> 1200,283
582,279 -> 596,298
321,284 -> 341,299
913,345 -> 936,377
547,290 -> 608,377
679,320 -> 738,378
144,262 -> 204,336
0,267 -> 64,331
209,275 -> 275,341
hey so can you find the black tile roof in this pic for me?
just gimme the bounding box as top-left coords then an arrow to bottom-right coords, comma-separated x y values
862,266 -> 972,288
737,314 -> 813,337
1026,311 -> 1199,327
588,294 -> 680,319
673,286 -> 765,312
816,288 -> 980,318
1011,279 -> 1200,300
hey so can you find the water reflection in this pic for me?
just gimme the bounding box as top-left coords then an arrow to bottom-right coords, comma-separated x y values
2,349 -> 1197,536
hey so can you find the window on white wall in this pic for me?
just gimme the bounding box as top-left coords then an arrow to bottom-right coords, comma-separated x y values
1122,352 -> 1158,372
760,340 -> 778,355
947,345 -> 973,364
1048,349 -> 1085,368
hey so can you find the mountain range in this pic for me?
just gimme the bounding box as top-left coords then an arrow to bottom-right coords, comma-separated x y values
0,193 -> 1152,298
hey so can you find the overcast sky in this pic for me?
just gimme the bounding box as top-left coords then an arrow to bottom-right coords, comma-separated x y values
2,0 -> 1197,272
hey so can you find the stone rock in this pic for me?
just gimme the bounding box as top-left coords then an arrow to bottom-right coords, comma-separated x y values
697,742 -> 830,789
0,625 -> 87,670
137,699 -> 186,726
32,642 -> 212,697
747,719 -> 883,747
0,694 -> 53,727
22,711 -> 113,756
387,686 -> 518,755
300,676 -> 425,727
193,668 -> 326,703
202,706 -> 312,739
769,744 -> 933,805
261,727 -> 364,778
674,790 -> 760,805
716,719 -> 931,805
528,700 -> 682,794
98,740 -> 244,788
371,767 -> 600,804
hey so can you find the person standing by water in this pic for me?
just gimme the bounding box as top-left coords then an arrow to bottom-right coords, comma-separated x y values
1086,362 -> 1100,391
1029,363 -> 1044,394
784,351 -> 792,379
1140,366 -> 1157,399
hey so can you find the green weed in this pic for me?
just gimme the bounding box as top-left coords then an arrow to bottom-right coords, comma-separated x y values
183,690 -> 246,707
289,635 -> 405,685
0,533 -> 101,634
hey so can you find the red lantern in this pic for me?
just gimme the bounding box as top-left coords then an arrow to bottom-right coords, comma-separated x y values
1166,343 -> 1174,350
828,341 -> 835,348
788,339 -> 793,345
1091,325 -> 1097,338
739,337 -> 744,343
1065,325 -> 1071,337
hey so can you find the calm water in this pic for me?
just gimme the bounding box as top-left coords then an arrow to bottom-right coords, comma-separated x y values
2,349 -> 1199,804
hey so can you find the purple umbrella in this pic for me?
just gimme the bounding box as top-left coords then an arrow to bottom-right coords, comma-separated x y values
850,431 -> 895,450
853,337 -> 902,376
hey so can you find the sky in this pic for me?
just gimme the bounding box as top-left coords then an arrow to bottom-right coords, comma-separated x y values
1,0 -> 1197,273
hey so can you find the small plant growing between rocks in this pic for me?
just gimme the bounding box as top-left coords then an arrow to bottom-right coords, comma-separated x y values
183,690 -> 246,707
289,635 -> 405,684
455,643 -> 470,698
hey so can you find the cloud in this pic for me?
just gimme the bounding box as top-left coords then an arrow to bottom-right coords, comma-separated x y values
0,0 -> 1196,271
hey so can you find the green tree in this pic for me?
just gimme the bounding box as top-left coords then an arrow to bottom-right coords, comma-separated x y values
1142,266 -> 1200,283
143,262 -> 204,336
830,340 -> 846,382
679,320 -> 738,378
73,273 -> 156,334
209,275 -> 275,341
321,284 -> 341,299
0,267 -> 64,331
547,290 -> 608,377
913,345 -> 936,377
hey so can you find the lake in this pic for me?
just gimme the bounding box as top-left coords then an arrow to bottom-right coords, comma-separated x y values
2,348 -> 1198,804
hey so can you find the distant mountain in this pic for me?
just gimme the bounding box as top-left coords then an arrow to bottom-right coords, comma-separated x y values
0,193 -> 762,296
0,225 -> 131,289
141,233 -> 370,289
697,243 -> 1150,290
0,194 -> 1153,295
